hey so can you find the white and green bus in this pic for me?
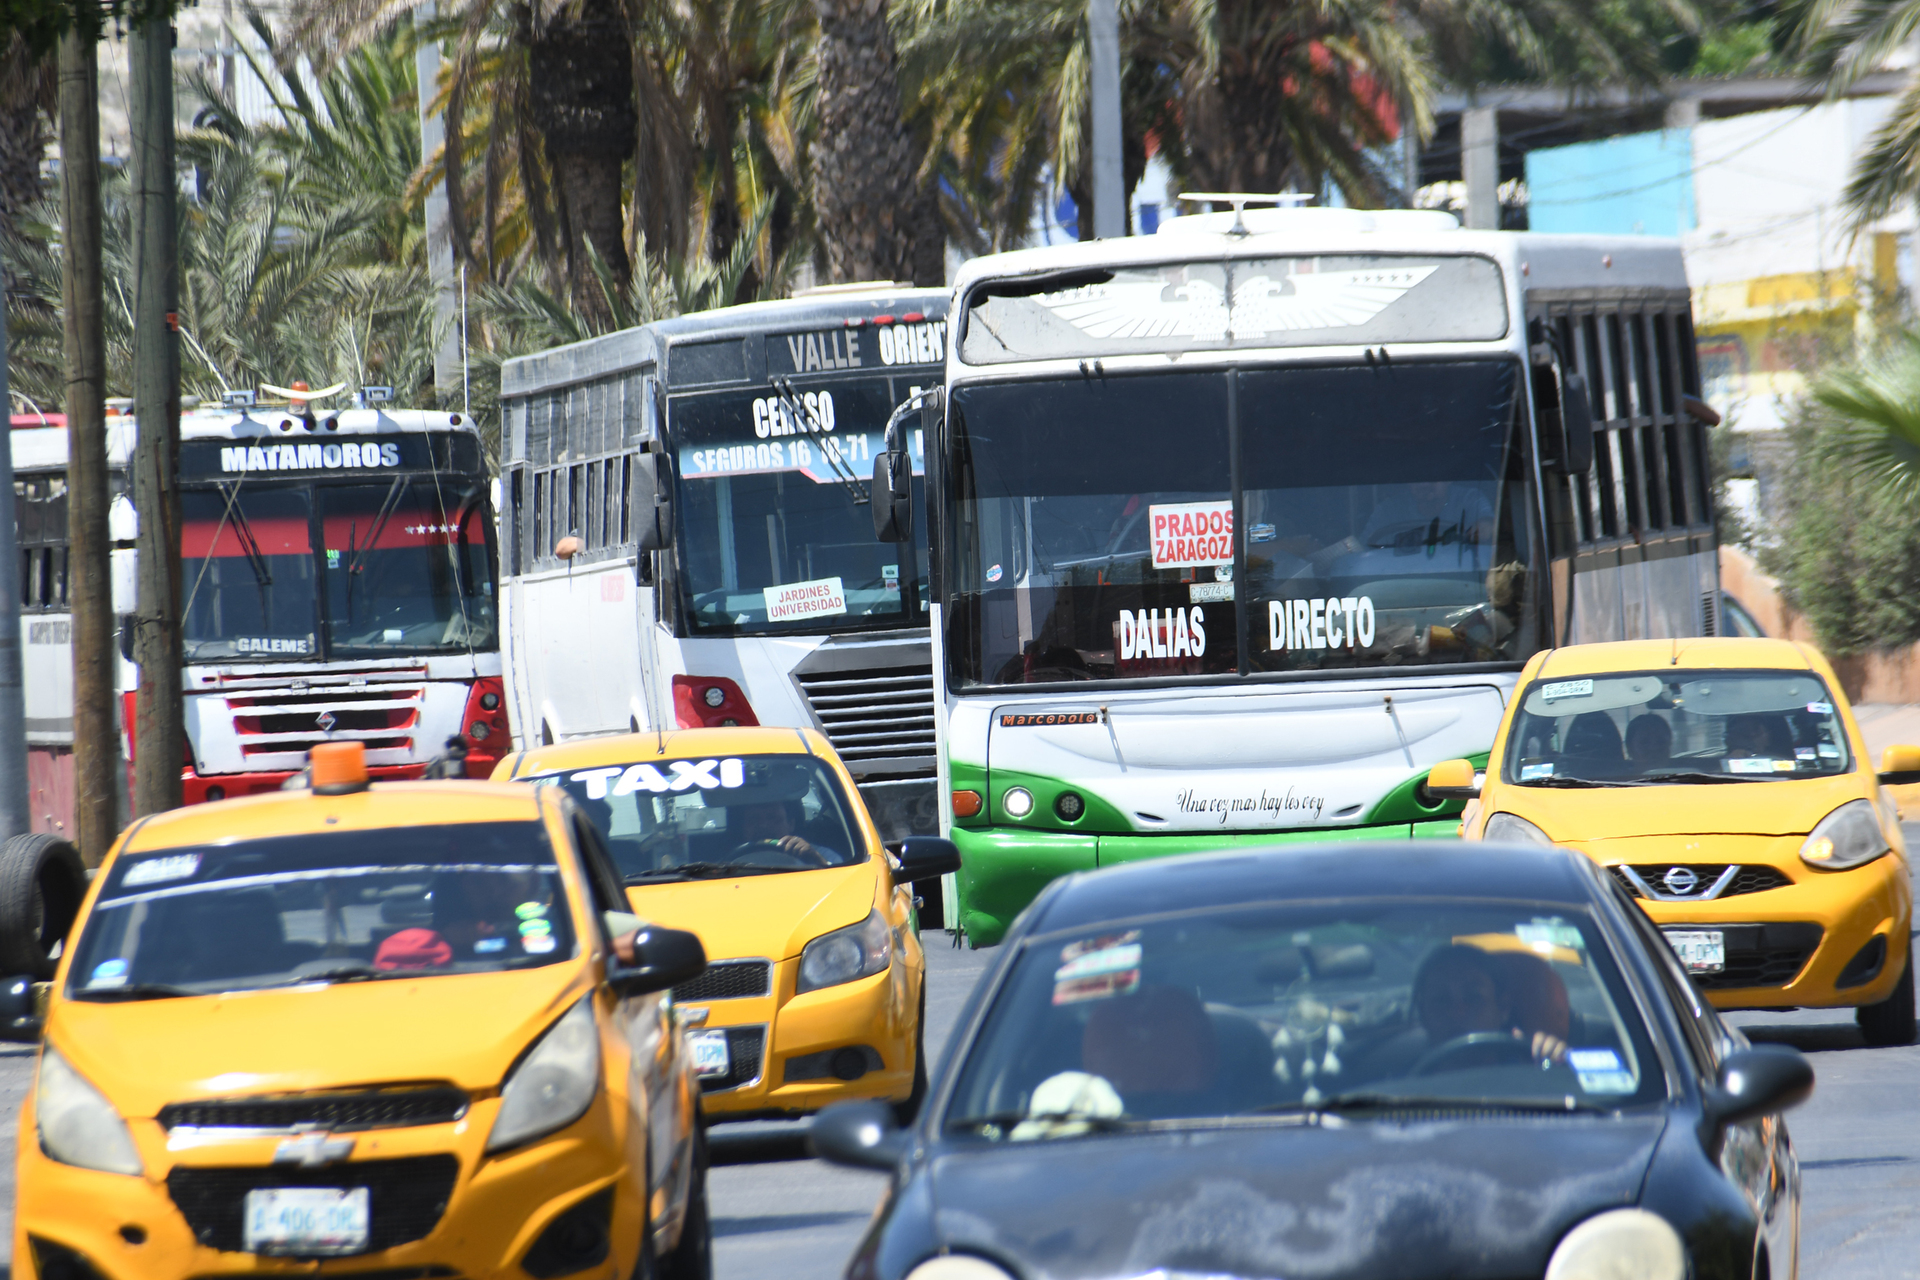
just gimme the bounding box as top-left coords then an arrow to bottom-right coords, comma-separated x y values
886,205 -> 1721,945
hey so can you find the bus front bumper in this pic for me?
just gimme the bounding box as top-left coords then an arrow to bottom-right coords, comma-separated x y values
951,821 -> 1460,946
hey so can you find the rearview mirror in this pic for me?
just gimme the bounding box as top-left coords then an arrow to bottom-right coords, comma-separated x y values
1556,372 -> 1595,475
0,976 -> 42,1042
871,450 -> 913,542
606,925 -> 707,998
1879,745 -> 1920,786
808,1099 -> 909,1170
891,836 -> 961,884
634,452 -> 672,554
1703,1044 -> 1813,1146
1424,758 -> 1481,801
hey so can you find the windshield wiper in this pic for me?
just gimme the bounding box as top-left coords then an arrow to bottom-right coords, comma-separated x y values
624,862 -> 793,883
945,1109 -> 1136,1136
1630,770 -> 1763,785
1519,775 -> 1621,788
220,485 -> 274,588
1252,1091 -> 1606,1116
71,982 -> 196,1002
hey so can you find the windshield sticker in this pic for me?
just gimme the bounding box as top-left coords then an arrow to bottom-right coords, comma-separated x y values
1248,522 -> 1277,543
87,958 -> 129,988
1725,757 -> 1776,774
1808,702 -> 1833,714
1053,932 -> 1142,1004
1149,500 -> 1234,569
1796,747 -> 1817,761
1516,920 -> 1585,952
514,902 -> 547,921
1267,597 -> 1375,652
518,917 -> 553,939
566,758 -> 748,799
218,441 -> 402,474
123,853 -> 201,887
1118,607 -> 1208,661
1819,743 -> 1841,758
986,564 -> 1003,583
474,937 -> 507,954
883,564 -> 899,589
1189,580 -> 1234,603
765,576 -> 847,622
1519,763 -> 1555,781
1569,1048 -> 1635,1094
233,637 -> 314,655
522,934 -> 557,954
1541,679 -> 1594,701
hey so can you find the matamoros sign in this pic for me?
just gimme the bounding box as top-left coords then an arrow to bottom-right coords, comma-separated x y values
180,435 -> 466,479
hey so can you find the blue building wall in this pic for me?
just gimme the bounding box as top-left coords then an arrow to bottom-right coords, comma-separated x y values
1525,129 -> 1695,236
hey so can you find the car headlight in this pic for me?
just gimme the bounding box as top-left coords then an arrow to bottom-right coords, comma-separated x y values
486,997 -> 600,1152
905,1258 -> 1016,1280
1544,1208 -> 1684,1280
797,909 -> 892,994
1484,812 -> 1551,845
37,1046 -> 142,1175
1800,798 -> 1890,871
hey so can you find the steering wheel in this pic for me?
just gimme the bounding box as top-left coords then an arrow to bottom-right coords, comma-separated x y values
726,839 -> 827,869
1409,1031 -> 1535,1076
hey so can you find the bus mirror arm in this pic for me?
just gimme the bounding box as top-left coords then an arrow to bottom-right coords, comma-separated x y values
1551,371 -> 1595,476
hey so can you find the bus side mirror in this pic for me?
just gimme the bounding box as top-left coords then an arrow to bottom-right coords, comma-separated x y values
634,452 -> 672,554
1553,372 -> 1595,475
872,449 -> 913,542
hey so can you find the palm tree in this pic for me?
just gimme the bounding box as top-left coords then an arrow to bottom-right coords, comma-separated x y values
1780,0 -> 1920,224
0,33 -> 54,252
1807,332 -> 1920,502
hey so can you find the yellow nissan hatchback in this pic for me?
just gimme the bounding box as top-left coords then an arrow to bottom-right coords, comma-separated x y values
12,743 -> 714,1280
1432,638 -> 1918,1044
493,728 -> 958,1122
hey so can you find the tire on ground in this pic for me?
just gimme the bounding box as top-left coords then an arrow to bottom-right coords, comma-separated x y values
1857,952 -> 1917,1048
0,833 -> 87,980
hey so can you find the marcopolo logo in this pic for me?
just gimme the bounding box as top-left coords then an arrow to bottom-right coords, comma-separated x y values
221,441 -> 402,473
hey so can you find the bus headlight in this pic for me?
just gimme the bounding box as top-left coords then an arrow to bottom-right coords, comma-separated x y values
1002,787 -> 1035,819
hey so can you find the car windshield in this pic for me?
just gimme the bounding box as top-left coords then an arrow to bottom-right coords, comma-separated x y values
532,754 -> 865,881
1503,669 -> 1852,785
943,361 -> 1539,686
181,478 -> 496,662
671,377 -> 931,633
945,900 -> 1661,1139
66,823 -> 575,999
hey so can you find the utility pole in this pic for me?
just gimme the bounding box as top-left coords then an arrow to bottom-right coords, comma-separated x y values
130,14 -> 183,817
1462,105 -> 1500,231
0,259 -> 30,838
59,28 -> 116,864
414,4 -> 461,399
1087,0 -> 1125,239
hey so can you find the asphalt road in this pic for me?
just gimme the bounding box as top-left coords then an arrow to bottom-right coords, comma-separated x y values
0,845 -> 1910,1280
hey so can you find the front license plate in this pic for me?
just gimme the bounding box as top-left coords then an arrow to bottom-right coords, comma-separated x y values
1664,929 -> 1726,974
243,1186 -> 369,1255
691,1029 -> 731,1078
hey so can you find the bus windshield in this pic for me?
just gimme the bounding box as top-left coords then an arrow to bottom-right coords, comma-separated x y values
182,478 -> 496,662
670,380 -> 929,633
944,360 -> 1539,686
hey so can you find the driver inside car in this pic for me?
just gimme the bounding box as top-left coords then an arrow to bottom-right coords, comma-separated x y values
1413,944 -> 1568,1065
734,800 -> 834,863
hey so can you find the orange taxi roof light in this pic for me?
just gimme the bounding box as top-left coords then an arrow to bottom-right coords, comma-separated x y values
311,742 -> 370,795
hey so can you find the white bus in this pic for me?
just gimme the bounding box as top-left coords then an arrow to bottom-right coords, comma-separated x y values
893,205 -> 1721,945
12,395 -> 504,835
497,287 -> 948,840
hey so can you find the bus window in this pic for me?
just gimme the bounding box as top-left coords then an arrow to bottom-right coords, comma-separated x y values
317,480 -> 495,655
182,486 -> 319,660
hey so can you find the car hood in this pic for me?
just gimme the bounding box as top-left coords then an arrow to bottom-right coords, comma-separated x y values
50,962 -> 590,1119
622,860 -> 877,962
924,1114 -> 1667,1280
1500,772 -> 1868,841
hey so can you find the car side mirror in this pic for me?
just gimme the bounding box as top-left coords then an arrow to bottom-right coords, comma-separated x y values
1703,1045 -> 1813,1144
1879,744 -> 1920,786
0,976 -> 42,1042
605,925 -> 707,998
634,452 -> 672,554
1424,758 -> 1481,801
891,836 -> 961,884
871,449 -> 913,543
809,1099 -> 910,1170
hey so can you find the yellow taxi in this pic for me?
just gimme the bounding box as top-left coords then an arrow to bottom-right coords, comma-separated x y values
1430,638 -> 1919,1044
11,742 -> 715,1280
492,728 -> 958,1122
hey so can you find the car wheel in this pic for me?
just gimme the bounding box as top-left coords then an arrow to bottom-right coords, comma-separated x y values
893,991 -> 929,1127
0,833 -> 87,980
1857,952 -> 1916,1047
658,1120 -> 711,1280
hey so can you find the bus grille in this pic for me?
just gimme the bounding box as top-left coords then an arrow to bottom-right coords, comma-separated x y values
213,667 -> 429,772
793,666 -> 936,774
